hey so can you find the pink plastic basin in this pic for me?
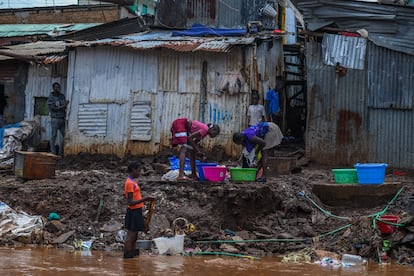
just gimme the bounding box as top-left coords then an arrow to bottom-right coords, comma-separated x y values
203,166 -> 227,182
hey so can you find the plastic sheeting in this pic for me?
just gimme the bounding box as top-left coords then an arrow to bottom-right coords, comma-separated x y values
172,24 -> 246,37
0,118 -> 39,168
0,201 -> 43,241
297,0 -> 414,56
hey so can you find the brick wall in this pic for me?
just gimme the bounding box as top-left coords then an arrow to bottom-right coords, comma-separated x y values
0,5 -> 121,24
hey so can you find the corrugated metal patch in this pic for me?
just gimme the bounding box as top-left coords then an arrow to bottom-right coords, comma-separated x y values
0,41 -> 67,58
306,41 -> 368,165
130,102 -> 152,141
78,104 -> 108,137
322,33 -> 367,70
367,42 -> 414,109
0,23 -> 100,37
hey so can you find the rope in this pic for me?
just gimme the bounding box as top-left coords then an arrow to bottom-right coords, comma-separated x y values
303,193 -> 349,221
196,223 -> 353,245
196,238 -> 308,244
315,224 -> 353,239
368,186 -> 405,218
299,186 -> 405,226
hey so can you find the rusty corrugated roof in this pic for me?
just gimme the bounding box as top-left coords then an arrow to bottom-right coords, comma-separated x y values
0,41 -> 68,62
71,32 -> 259,53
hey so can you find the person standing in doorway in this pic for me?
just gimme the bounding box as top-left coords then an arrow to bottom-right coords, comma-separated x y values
247,91 -> 266,127
47,82 -> 68,156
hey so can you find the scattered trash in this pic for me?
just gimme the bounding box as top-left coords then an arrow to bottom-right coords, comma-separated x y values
341,254 -> 366,266
173,217 -> 195,235
161,169 -> 192,181
319,257 -> 341,268
224,229 -> 236,236
281,249 -> 312,264
74,238 -> 95,250
116,230 -> 126,243
0,201 -> 43,242
47,212 -> 61,221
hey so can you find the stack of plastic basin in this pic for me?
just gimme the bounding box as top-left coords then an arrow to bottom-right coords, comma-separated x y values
354,163 -> 387,184
196,163 -> 217,181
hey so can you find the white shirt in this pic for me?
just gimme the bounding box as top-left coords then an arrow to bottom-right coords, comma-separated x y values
248,104 -> 265,126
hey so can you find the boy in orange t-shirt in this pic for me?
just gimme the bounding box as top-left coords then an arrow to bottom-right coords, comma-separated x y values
123,162 -> 154,259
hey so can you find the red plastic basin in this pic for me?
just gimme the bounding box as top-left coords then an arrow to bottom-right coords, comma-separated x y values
376,215 -> 399,234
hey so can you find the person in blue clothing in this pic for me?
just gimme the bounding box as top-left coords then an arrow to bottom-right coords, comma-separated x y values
232,122 -> 283,182
265,81 -> 283,127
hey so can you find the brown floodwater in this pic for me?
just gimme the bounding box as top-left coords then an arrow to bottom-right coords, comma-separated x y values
1,247 -> 414,276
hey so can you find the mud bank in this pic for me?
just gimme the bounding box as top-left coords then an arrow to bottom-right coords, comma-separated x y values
0,154 -> 413,264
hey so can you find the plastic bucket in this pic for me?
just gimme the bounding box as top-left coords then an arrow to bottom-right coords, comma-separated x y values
355,163 -> 387,184
261,3 -> 277,17
203,166 -> 226,182
376,215 -> 399,234
153,235 -> 185,255
332,169 -> 358,184
196,163 -> 217,181
136,240 -> 152,250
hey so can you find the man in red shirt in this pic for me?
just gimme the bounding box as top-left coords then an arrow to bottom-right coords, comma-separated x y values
124,162 -> 154,258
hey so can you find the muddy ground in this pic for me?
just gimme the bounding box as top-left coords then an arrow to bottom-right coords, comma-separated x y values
0,153 -> 413,264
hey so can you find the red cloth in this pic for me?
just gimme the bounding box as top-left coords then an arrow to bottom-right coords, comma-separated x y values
171,118 -> 189,146
342,32 -> 360,37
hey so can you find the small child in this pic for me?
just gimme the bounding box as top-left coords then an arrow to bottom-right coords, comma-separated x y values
123,162 -> 154,259
247,92 -> 266,127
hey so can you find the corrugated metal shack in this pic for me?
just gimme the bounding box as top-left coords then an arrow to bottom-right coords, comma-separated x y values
0,41 -> 68,134
64,32 -> 283,157
297,0 -> 414,168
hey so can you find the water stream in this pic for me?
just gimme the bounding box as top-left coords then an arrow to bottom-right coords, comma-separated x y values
1,247 -> 414,275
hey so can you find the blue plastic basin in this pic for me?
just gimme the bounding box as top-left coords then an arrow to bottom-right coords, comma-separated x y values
354,163 -> 387,185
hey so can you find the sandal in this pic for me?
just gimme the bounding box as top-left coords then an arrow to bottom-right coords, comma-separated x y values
256,177 -> 267,183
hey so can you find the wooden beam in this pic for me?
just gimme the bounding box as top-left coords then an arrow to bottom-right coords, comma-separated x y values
284,0 -> 305,28
0,50 -> 44,62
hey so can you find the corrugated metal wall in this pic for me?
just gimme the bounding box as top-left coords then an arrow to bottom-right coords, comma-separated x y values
65,39 -> 283,157
367,43 -> 414,168
306,40 -> 414,168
